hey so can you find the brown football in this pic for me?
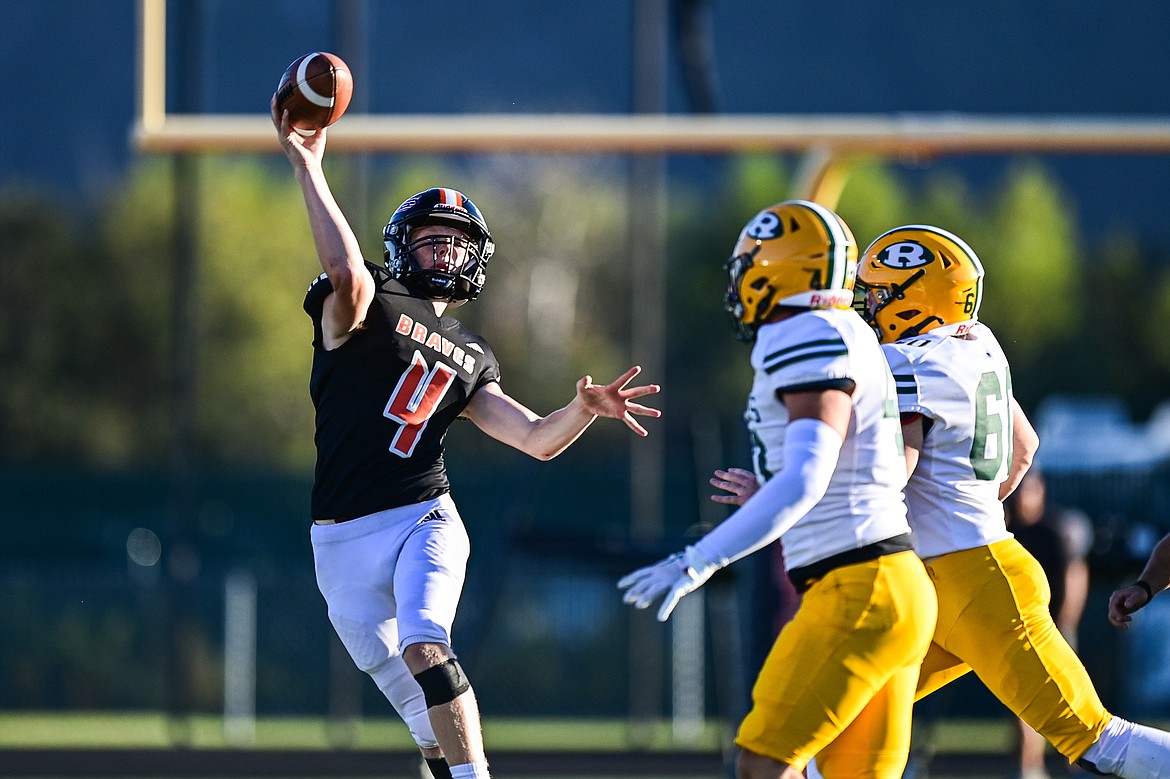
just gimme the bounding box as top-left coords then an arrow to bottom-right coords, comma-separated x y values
274,52 -> 353,135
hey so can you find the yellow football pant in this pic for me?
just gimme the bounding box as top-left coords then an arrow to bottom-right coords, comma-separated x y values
914,538 -> 1111,763
838,539 -> 1110,766
736,550 -> 936,778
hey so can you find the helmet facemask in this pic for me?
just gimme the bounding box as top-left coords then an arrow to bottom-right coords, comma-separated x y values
391,226 -> 488,301
857,269 -> 945,340
724,246 -> 775,343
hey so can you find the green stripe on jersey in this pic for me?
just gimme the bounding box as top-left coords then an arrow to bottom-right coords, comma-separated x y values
763,338 -> 846,364
764,347 -> 849,375
893,372 -> 917,395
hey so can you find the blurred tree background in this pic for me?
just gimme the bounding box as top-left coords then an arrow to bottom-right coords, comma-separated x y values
4,153 -> 1168,472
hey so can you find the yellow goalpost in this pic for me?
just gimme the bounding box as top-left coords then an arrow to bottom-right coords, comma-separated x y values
135,0 -> 1170,202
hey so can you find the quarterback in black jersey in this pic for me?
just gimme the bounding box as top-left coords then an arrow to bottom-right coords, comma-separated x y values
275,105 -> 660,779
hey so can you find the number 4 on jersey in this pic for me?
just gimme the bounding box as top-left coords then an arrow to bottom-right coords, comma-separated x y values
384,351 -> 457,457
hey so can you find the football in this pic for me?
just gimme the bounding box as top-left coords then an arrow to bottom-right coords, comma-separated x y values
274,52 -> 353,135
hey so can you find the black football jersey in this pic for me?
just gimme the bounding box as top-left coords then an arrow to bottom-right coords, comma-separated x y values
303,264 -> 501,519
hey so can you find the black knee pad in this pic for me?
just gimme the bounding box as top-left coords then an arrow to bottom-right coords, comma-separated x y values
425,756 -> 453,779
414,658 -> 470,708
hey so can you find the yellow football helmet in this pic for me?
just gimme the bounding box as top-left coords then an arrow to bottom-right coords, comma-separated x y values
723,200 -> 858,342
857,225 -> 985,344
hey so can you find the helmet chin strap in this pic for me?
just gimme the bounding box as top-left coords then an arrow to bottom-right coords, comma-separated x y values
898,315 -> 945,340
868,267 -> 926,334
885,268 -> 925,305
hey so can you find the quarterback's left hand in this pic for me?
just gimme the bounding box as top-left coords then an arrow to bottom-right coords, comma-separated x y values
618,545 -> 719,621
576,365 -> 661,437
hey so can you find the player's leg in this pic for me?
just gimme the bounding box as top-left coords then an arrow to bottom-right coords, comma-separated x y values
394,495 -> 489,778
311,506 -> 447,758
814,663 -> 919,779
420,756 -> 454,779
1017,717 -> 1051,779
806,634 -> 956,778
735,551 -> 936,779
887,642 -> 971,779
927,539 -> 1109,762
811,553 -> 935,779
914,642 -> 970,701
928,540 -> 1170,778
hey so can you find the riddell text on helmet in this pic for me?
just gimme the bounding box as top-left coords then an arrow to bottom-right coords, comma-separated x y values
808,291 -> 853,308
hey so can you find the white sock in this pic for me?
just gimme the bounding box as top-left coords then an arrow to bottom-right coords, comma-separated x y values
805,757 -> 824,779
449,762 -> 491,779
1081,716 -> 1170,779
1118,721 -> 1170,779
1080,716 -> 1133,775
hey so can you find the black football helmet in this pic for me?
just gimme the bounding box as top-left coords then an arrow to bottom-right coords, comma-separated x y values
383,188 -> 495,301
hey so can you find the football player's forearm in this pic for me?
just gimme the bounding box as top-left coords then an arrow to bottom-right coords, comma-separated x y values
1000,400 -> 1039,500
695,419 -> 840,567
469,389 -> 594,461
521,402 -> 597,461
296,163 -> 364,279
1138,533 -> 1170,596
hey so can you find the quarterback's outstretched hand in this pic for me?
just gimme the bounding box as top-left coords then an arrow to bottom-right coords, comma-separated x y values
618,546 -> 719,621
710,467 -> 760,506
577,366 -> 661,437
1108,583 -> 1152,629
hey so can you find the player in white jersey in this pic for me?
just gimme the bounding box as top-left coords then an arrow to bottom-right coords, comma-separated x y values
852,225 -> 1170,779
619,201 -> 937,779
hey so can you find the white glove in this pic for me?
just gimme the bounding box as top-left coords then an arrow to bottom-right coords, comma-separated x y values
618,545 -> 720,621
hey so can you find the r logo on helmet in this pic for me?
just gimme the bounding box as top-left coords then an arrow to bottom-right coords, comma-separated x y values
743,212 -> 782,240
879,241 -> 935,269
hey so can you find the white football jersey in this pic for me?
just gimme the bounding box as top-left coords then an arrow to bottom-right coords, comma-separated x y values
746,308 -> 911,570
882,322 -> 1015,559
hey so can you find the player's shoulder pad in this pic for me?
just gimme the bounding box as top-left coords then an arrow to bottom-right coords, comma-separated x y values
756,310 -> 851,379
303,272 -> 334,317
307,271 -> 333,295
763,308 -> 845,347
882,332 -> 951,365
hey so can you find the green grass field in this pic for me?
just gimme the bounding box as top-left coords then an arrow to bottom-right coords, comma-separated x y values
0,713 -> 725,750
0,712 -> 1102,779
0,712 -> 1020,752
